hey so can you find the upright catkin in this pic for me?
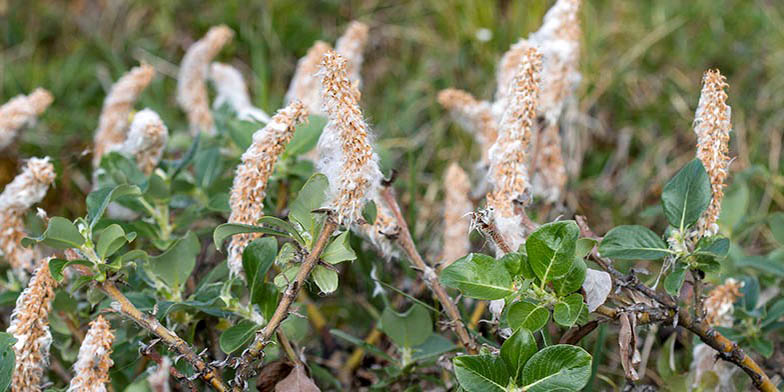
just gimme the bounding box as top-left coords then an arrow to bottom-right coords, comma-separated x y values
693,69 -> 732,237
209,62 -> 270,123
438,89 -> 498,164
335,21 -> 369,89
227,101 -> 308,277
442,163 -> 472,266
93,64 -> 155,167
7,258 -> 57,392
0,157 -> 56,275
316,51 -> 383,225
486,47 -> 542,249
177,25 -> 234,135
285,41 -> 333,115
67,316 -> 115,392
0,88 -> 53,150
119,109 -> 169,175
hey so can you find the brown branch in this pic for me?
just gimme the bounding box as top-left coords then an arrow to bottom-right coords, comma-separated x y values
576,216 -> 778,392
141,341 -> 198,392
233,216 -> 338,390
101,281 -> 228,392
380,186 -> 478,354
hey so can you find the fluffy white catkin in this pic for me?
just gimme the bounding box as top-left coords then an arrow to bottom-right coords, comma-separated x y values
0,157 -> 55,274
177,25 -> 234,135
93,64 -> 155,167
0,88 -> 53,149
227,101 -> 308,277
316,51 -> 383,225
119,108 -> 169,175
442,163 -> 472,266
335,21 -> 369,89
209,62 -> 270,123
7,258 -> 57,392
67,316 -> 115,392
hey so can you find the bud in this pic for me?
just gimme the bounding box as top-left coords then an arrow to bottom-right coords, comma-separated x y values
209,62 -> 270,123
93,64 -> 155,167
0,88 -> 53,149
119,109 -> 168,175
486,47 -> 542,249
67,316 -> 115,392
177,25 -> 234,135
442,163 -> 472,266
693,69 -> 732,237
317,51 -> 383,225
0,157 -> 55,274
7,258 -> 57,392
227,101 -> 308,277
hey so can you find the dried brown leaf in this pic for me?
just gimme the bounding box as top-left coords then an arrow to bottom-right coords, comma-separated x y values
274,364 -> 320,392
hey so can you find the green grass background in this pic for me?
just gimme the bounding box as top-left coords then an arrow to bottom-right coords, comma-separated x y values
2,0 -> 782,231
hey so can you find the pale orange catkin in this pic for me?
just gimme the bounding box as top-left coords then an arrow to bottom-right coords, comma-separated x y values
531,123 -> 568,203
119,108 -> 168,175
0,88 -> 53,149
93,64 -> 155,167
177,25 -> 234,135
0,157 -> 56,275
285,41 -> 333,115
486,47 -> 542,249
7,258 -> 57,392
227,101 -> 308,277
694,69 -> 732,237
704,278 -> 743,327
335,21 -> 370,89
316,51 -> 383,225
438,89 -> 498,164
442,163 -> 472,266
67,316 -> 115,392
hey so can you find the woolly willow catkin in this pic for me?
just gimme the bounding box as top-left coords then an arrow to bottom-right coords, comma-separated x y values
93,64 -> 155,167
486,47 -> 542,250
335,21 -> 369,89
531,123 -> 567,203
704,278 -> 743,327
317,51 -> 383,225
442,163 -> 472,266
0,88 -> 53,150
694,69 -> 732,237
7,258 -> 57,392
438,89 -> 498,163
177,25 -> 234,135
286,41 -> 333,115
0,157 -> 55,274
67,316 -> 115,392
227,101 -> 308,277
119,108 -> 168,175
209,62 -> 270,123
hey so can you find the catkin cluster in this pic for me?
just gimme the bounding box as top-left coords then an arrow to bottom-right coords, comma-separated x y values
67,316 -> 115,392
0,88 -> 53,150
227,101 -> 308,276
441,163 -> 472,265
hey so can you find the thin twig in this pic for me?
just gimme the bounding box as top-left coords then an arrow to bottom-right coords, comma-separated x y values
233,216 -> 338,390
101,281 -> 228,392
141,341 -> 198,392
380,186 -> 478,354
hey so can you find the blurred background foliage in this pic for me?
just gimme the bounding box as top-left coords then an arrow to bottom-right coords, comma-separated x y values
1,0 -> 782,265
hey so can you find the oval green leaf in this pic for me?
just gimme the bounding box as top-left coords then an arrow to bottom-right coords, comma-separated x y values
440,253 -> 514,300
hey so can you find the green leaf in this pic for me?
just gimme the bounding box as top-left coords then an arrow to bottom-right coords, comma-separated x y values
736,255 -> 784,277
145,173 -> 169,201
664,262 -> 688,296
0,332 -> 16,392
768,212 -> 784,245
312,265 -> 339,294
411,334 -> 458,362
48,258 -> 92,282
321,231 -> 356,264
330,329 -> 396,363
225,117 -> 257,151
554,258 -> 587,296
553,294 -> 586,327
212,223 -> 290,251
661,159 -> 712,230
499,252 -> 524,278
286,115 -> 326,157
575,238 -> 597,258
599,225 -> 671,260
96,224 -> 134,259
362,200 -> 377,225
439,253 -> 514,300
258,216 -> 305,246
289,173 -> 329,234
207,192 -> 230,213
521,345 -> 592,392
453,355 -> 510,392
763,299 -> 784,328
739,276 -> 759,311
526,221 -> 579,283
242,237 -> 277,306
194,146 -> 223,188
148,231 -> 199,290
695,236 -> 730,257
22,217 -> 85,249
501,327 -> 537,383
507,301 -> 550,332
85,184 -> 143,229
258,283 -> 280,322
749,338 -> 773,358
219,320 -> 260,354
380,304 -> 433,348
719,182 -> 749,233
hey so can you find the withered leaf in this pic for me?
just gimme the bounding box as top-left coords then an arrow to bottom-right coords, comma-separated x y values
274,364 -> 320,392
